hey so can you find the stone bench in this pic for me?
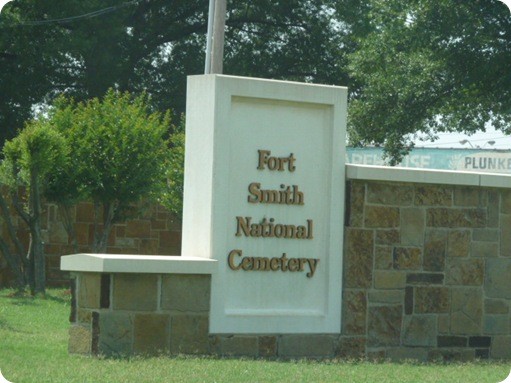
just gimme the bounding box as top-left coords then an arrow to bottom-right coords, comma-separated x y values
61,254 -> 217,356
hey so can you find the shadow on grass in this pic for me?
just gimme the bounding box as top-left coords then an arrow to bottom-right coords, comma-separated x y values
0,317 -> 15,331
48,287 -> 72,300
0,315 -> 32,334
1,288 -> 70,305
4,293 -> 37,307
45,293 -> 70,304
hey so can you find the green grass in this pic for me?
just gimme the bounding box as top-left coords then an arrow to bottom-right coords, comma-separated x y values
0,289 -> 510,383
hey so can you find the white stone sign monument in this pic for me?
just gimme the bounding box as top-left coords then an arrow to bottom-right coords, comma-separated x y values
182,75 -> 347,333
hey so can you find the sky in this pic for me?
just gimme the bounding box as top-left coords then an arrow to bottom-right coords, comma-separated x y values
414,125 -> 511,150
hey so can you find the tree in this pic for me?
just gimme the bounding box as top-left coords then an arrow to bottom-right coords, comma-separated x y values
0,89 -> 174,292
345,0 -> 511,162
3,1 -> 507,196
0,2 -> 348,250
47,90 -> 172,253
1,121 -> 68,295
0,191 -> 27,291
161,115 -> 185,219
0,1 -> 345,125
0,0 -> 59,145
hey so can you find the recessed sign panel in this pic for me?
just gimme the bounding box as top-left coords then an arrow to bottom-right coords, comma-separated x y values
182,75 -> 347,333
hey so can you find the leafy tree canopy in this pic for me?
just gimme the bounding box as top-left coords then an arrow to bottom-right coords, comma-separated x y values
161,115 -> 185,218
1,118 -> 69,295
51,90 -> 171,206
346,0 -> 511,162
1,0 -> 509,164
45,89 -> 173,253
0,0 -> 344,143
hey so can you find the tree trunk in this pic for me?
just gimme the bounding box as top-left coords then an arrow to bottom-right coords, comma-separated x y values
27,236 -> 35,295
30,171 -> 45,296
8,189 -> 35,292
0,240 -> 25,291
59,203 -> 78,253
0,192 -> 28,265
92,201 -> 102,253
92,201 -> 115,253
0,192 -> 27,291
31,221 -> 45,296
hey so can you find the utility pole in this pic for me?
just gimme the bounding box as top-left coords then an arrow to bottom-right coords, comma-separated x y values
204,0 -> 227,74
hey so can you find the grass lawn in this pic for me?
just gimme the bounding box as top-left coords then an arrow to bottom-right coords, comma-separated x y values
0,289 -> 510,383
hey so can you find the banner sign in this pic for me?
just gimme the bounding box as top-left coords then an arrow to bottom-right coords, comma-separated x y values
346,147 -> 511,174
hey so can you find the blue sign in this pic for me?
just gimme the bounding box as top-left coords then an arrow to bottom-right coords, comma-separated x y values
346,147 -> 511,174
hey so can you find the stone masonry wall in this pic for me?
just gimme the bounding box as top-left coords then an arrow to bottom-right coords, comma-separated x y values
67,178 -> 511,360
0,201 -> 182,287
342,180 -> 511,361
70,271 -> 342,359
69,272 -> 210,356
